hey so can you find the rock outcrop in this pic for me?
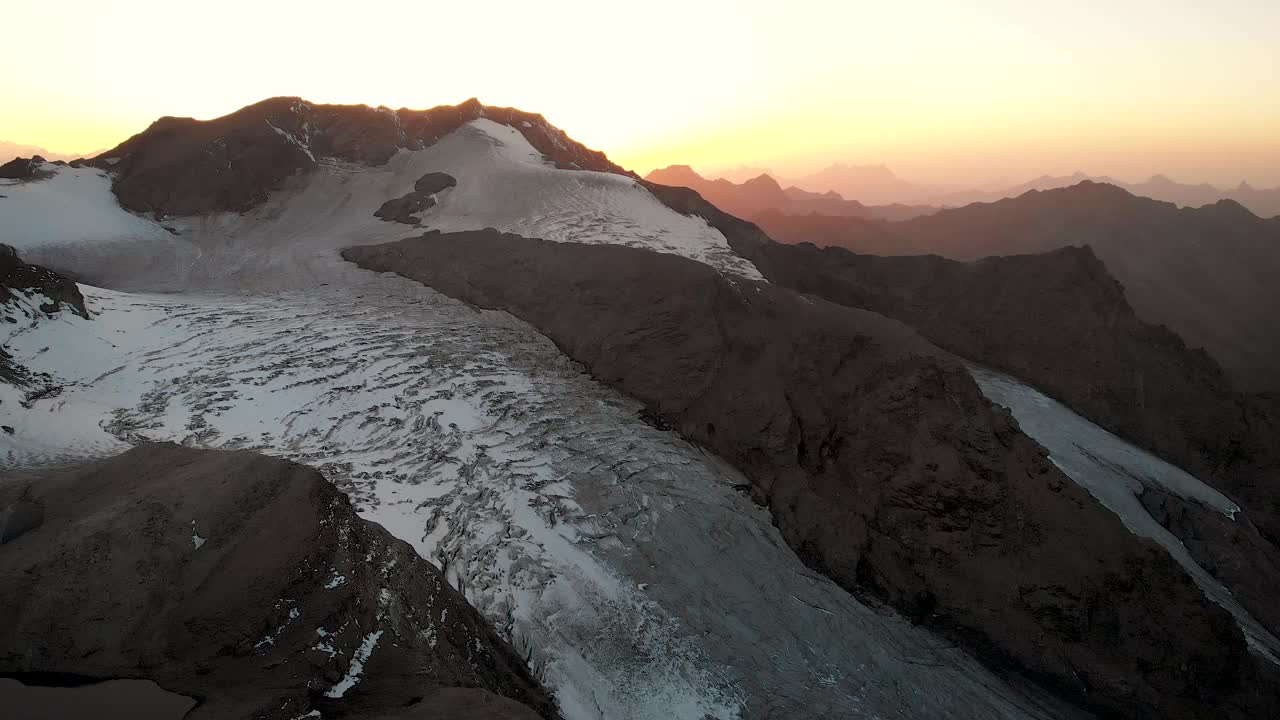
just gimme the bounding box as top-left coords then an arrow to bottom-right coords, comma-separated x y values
374,172 -> 457,225
100,97 -> 632,217
0,156 -> 41,179
1140,487 -> 1280,638
343,229 -> 1264,720
1,244 -> 87,318
0,444 -> 555,720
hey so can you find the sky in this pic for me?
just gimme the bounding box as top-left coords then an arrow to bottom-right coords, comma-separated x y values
3,0 -> 1278,187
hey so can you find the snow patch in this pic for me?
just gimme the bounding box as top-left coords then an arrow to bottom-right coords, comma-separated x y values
265,119 -> 316,162
324,629 -> 383,698
971,366 -> 1279,663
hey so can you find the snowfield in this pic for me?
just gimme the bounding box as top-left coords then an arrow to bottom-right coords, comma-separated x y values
0,163 -> 172,253
409,120 -> 764,280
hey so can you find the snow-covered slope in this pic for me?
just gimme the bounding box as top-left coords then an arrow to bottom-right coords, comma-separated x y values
0,121 -> 760,292
0,162 -> 170,253
410,120 -> 763,279
972,367 -> 1280,662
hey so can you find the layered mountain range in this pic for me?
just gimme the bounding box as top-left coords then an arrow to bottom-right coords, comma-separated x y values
645,164 -> 937,221
2,96 -> 1278,720
756,182 -> 1280,394
755,162 -> 1280,217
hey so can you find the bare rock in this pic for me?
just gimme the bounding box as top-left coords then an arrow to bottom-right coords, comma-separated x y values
0,444 -> 554,720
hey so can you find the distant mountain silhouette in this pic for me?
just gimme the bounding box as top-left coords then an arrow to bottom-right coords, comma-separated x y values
710,165 -> 775,184
936,172 -> 1280,217
0,140 -> 102,164
787,162 -> 955,206
643,165 -> 936,221
778,162 -> 1280,217
756,181 -> 1280,392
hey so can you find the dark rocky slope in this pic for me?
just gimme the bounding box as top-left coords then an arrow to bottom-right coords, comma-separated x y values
100,96 -> 632,217
0,156 -> 42,180
646,181 -> 1280,553
0,444 -> 554,720
344,229 -> 1266,720
757,182 -> 1280,395
1140,487 -> 1280,639
754,207 -> 904,254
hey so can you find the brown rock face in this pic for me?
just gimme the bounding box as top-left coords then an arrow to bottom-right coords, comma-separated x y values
0,156 -> 39,179
1,244 -> 87,318
0,444 -> 554,720
343,229 -> 1257,720
101,96 -> 632,217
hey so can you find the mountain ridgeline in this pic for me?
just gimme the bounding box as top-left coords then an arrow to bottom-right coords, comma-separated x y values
99,96 -> 631,217
756,182 -> 1280,395
644,164 -> 937,221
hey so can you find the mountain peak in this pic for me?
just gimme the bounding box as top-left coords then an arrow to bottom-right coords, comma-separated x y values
741,173 -> 783,192
645,165 -> 706,188
97,96 -> 630,216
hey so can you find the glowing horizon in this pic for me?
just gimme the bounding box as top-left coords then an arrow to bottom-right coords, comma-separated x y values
4,0 -> 1278,188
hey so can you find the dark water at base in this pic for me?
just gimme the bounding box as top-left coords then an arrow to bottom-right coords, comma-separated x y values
0,676 -> 196,720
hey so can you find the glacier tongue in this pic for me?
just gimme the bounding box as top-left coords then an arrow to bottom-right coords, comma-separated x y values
971,366 -> 1280,663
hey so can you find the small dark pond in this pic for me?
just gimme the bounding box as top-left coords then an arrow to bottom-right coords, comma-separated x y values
0,675 -> 197,719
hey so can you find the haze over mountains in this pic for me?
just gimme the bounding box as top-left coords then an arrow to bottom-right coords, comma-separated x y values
694,162 -> 1280,218
3,95 -> 1280,720
0,140 -> 103,165
644,164 -> 938,222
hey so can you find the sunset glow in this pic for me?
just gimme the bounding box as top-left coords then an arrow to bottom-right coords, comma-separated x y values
4,0 -> 1278,186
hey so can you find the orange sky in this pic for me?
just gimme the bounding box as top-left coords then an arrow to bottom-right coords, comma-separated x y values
4,0 -> 1278,187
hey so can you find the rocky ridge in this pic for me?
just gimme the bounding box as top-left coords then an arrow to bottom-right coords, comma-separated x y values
0,443 -> 555,720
